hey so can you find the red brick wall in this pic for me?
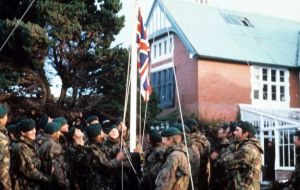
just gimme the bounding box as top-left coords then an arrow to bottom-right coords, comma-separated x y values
197,60 -> 251,121
289,69 -> 300,107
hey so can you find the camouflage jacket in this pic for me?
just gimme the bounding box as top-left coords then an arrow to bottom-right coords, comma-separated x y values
86,142 -> 122,190
186,136 -> 201,190
0,127 -> 11,190
190,132 -> 210,189
67,142 -> 91,190
35,130 -> 48,149
155,143 -> 190,190
37,134 -> 69,190
222,137 -> 263,190
11,136 -> 50,190
142,145 -> 164,190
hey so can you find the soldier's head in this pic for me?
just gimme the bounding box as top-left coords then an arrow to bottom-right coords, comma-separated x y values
19,118 -> 36,141
86,123 -> 105,143
293,131 -> 300,147
161,127 -> 182,148
85,115 -> 99,127
148,129 -> 162,146
44,122 -> 62,140
53,117 -> 69,133
184,118 -> 199,133
0,104 -> 8,126
68,127 -> 84,145
234,121 -> 256,141
7,123 -> 19,140
218,123 -> 229,140
107,124 -> 119,140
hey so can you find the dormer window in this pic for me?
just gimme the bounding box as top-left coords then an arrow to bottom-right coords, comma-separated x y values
221,13 -> 254,28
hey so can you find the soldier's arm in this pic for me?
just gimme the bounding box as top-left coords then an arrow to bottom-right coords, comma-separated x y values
222,145 -> 254,170
18,147 -> 50,183
155,153 -> 179,190
0,136 -> 12,190
91,148 -> 121,171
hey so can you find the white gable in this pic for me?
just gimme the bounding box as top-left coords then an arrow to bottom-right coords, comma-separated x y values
146,2 -> 172,36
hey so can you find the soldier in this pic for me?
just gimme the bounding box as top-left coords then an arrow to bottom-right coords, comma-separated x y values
67,127 -> 90,190
85,123 -> 124,190
85,115 -> 100,127
142,129 -> 164,190
11,118 -> 50,189
38,122 -> 70,189
155,127 -> 190,190
210,123 -> 230,190
171,123 -> 201,190
35,114 -> 52,148
292,130 -> 300,189
221,121 -> 263,190
184,118 -> 210,190
0,104 -> 12,190
53,117 -> 70,148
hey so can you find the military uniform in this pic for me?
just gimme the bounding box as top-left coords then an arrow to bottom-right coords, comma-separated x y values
222,137 -> 263,190
86,141 -> 122,190
190,131 -> 210,189
0,127 -> 11,190
67,142 -> 91,190
37,134 -> 69,189
142,145 -> 164,190
11,136 -> 50,190
155,143 -> 190,190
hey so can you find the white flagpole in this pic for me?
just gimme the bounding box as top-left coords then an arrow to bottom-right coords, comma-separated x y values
130,1 -> 138,152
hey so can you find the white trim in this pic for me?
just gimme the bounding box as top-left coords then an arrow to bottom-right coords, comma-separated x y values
250,66 -> 290,108
151,35 -> 174,63
151,62 -> 173,73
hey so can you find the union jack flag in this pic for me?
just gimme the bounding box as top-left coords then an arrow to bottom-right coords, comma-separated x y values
136,8 -> 152,102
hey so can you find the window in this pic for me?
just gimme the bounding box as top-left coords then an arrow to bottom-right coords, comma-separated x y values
251,66 -> 289,105
151,68 -> 175,108
279,129 -> 295,168
151,35 -> 174,63
220,13 -> 254,28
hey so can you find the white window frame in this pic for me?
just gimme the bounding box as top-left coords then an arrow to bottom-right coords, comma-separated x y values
151,35 -> 174,64
251,66 -> 290,108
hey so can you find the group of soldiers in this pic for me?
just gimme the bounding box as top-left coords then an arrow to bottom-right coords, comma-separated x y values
0,103 -> 265,190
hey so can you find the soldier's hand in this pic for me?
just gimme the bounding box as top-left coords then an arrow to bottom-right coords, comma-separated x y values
116,151 -> 125,161
210,151 -> 219,160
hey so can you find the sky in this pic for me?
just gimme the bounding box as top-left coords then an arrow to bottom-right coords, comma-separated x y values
50,0 -> 300,97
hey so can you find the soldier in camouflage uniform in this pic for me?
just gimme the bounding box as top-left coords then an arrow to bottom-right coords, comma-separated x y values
67,127 -> 91,190
142,129 -> 164,190
210,123 -> 230,190
35,114 -> 52,149
184,118 -> 210,190
85,123 -> 124,190
155,127 -> 190,190
171,123 -> 201,190
37,122 -> 70,189
53,117 -> 70,149
0,104 -> 12,190
292,130 -> 300,189
11,118 -> 50,189
221,121 -> 263,190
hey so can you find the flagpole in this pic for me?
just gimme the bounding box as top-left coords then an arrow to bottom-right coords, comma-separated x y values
130,1 -> 138,152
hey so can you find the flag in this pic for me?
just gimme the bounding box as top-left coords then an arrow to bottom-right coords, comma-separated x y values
136,8 -> 152,101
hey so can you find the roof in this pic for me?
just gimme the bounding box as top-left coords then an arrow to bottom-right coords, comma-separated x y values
147,0 -> 300,68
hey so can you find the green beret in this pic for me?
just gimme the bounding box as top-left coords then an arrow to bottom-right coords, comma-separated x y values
171,123 -> 190,133
53,117 -> 68,127
221,122 -> 230,130
7,124 -> 18,134
44,122 -> 61,134
68,127 -> 76,139
161,127 -> 182,137
184,118 -> 198,128
149,129 -> 162,143
0,104 -> 7,118
86,115 -> 99,124
19,118 -> 36,132
107,124 -> 117,133
229,121 -> 239,133
240,121 -> 256,135
37,114 -> 49,130
86,123 -> 101,138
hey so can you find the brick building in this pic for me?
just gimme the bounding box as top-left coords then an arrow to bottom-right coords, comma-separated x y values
146,0 -> 300,180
